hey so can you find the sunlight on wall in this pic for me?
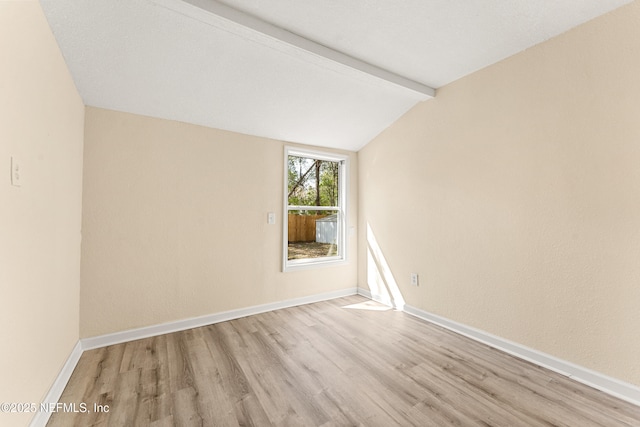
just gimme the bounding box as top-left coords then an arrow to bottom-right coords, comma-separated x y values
366,223 -> 405,310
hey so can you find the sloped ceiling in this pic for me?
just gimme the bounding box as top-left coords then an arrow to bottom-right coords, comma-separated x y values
40,0 -> 632,151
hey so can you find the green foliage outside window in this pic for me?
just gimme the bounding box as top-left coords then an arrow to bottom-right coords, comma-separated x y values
287,156 -> 340,213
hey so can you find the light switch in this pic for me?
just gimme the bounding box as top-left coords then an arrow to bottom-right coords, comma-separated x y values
11,156 -> 22,187
267,212 -> 275,224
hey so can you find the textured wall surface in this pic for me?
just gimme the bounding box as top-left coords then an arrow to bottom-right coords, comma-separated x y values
358,1 -> 640,386
81,107 -> 358,337
0,2 -> 84,426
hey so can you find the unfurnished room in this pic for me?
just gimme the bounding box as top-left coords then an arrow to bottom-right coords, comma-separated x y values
2,1 -> 640,426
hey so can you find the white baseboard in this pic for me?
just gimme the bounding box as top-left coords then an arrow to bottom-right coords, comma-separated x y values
32,285 -> 638,427
30,288 -> 358,426
356,287 -> 401,309
356,287 -> 376,301
82,287 -> 358,350
357,286 -> 640,407
401,303 -> 640,407
29,341 -> 83,427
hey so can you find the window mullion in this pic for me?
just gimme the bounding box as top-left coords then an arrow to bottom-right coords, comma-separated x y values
284,146 -> 348,272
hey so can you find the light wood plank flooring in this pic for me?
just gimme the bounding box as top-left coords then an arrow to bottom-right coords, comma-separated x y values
48,295 -> 640,426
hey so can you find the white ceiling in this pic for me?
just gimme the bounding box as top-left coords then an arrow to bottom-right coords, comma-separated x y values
40,0 -> 632,151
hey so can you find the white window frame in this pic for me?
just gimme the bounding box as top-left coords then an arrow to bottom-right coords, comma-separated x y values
283,146 -> 348,272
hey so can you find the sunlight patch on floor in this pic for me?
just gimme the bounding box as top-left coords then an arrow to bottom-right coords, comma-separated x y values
342,301 -> 392,311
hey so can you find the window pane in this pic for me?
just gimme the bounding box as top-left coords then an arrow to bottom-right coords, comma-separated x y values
287,212 -> 339,260
284,148 -> 347,271
287,156 -> 340,207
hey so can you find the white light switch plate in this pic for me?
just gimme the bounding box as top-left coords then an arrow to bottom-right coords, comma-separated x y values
411,273 -> 419,286
267,212 -> 275,224
11,156 -> 22,187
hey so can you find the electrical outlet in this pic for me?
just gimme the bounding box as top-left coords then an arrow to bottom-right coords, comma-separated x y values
411,273 -> 419,286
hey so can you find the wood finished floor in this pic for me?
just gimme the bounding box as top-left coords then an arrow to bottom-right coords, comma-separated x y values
48,295 -> 640,426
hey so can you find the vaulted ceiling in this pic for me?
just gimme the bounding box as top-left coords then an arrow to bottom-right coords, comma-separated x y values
40,0 -> 632,151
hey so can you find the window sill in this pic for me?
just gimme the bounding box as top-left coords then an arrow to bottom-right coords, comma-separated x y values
284,257 -> 347,272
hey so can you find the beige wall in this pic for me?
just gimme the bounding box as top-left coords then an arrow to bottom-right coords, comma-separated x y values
4,2 -> 637,421
81,107 -> 358,337
0,2 -> 84,426
358,2 -> 640,386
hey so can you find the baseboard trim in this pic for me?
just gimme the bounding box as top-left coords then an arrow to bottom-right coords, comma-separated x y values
402,302 -> 640,406
31,288 -> 358,425
357,287 -> 640,406
357,288 -> 397,308
33,286 -> 637,427
29,341 -> 84,427
82,287 -> 358,350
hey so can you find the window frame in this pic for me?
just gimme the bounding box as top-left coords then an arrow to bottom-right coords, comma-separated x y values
283,146 -> 349,272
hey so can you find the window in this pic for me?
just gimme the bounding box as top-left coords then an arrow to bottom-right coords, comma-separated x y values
283,147 -> 348,271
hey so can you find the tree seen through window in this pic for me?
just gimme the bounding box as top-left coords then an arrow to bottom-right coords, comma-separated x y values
286,155 -> 342,262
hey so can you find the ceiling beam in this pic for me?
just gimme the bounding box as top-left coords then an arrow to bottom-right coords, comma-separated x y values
176,0 -> 435,98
